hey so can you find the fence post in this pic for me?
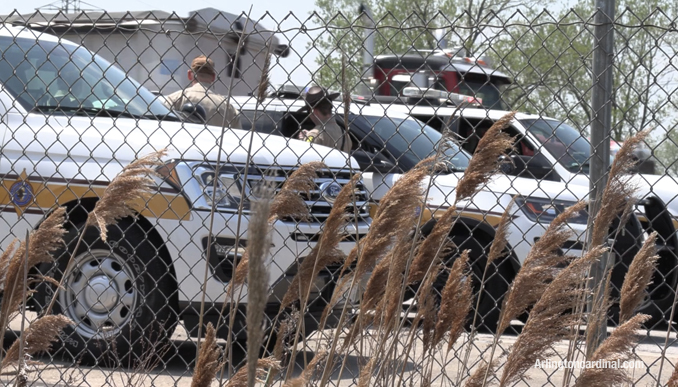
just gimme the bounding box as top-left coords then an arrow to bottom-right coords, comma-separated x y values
587,0 -> 616,357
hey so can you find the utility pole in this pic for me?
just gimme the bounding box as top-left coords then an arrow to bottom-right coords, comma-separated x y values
587,0 -> 616,357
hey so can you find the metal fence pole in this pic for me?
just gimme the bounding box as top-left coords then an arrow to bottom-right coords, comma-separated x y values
587,0 -> 616,356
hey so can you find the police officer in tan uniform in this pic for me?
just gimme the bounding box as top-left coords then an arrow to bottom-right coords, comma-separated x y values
298,86 -> 352,153
164,55 -> 242,128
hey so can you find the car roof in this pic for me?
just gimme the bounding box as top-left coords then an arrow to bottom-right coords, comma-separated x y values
378,103 -> 549,121
0,24 -> 64,44
231,95 -> 412,121
230,95 -> 556,123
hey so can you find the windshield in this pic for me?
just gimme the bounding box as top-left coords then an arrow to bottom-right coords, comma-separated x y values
0,36 -> 175,119
457,78 -> 509,110
521,118 -> 591,173
356,115 -> 470,172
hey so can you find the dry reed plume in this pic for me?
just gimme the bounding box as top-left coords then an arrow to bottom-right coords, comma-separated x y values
0,208 -> 67,332
375,233 -> 417,333
229,162 -> 325,294
358,358 -> 377,387
590,128 -> 651,247
406,114 -> 515,285
246,184 -> 275,387
341,233 -> 415,349
415,262 -> 442,352
407,207 -> 456,284
498,246 -> 606,387
619,232 -> 659,323
583,129 -> 650,357
585,268 -> 614,360
273,313 -> 297,361
668,362 -> 678,387
455,112 -> 515,203
321,157 -> 435,323
1,315 -> 72,369
498,201 -> 586,334
225,358 -> 280,387
279,174 -> 360,309
343,156 -> 434,277
269,161 -> 326,222
364,233 -> 414,320
574,313 -> 649,387
486,199 -> 514,266
256,52 -> 271,103
465,359 -> 497,387
281,351 -> 328,387
191,323 -> 223,387
87,149 -> 167,241
433,250 -> 473,352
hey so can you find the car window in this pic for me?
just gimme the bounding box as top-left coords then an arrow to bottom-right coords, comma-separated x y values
521,118 -> 591,173
354,115 -> 470,172
0,36 -> 174,118
239,110 -> 284,135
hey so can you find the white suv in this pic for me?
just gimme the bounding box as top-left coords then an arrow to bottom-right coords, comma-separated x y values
381,100 -> 678,329
233,94 -> 653,331
0,27 -> 370,360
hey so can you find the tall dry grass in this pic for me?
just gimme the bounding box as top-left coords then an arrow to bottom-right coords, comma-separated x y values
228,161 -> 326,295
573,313 -> 649,387
85,149 -> 167,241
455,112 -> 515,203
191,323 -> 223,387
245,183 -> 275,387
499,246 -> 607,387
498,201 -> 586,335
619,232 -> 659,323
668,363 -> 678,387
0,209 -> 72,386
433,250 -> 473,353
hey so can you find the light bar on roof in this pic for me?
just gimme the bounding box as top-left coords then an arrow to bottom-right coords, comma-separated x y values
401,87 -> 448,99
401,87 -> 483,106
448,92 -> 483,106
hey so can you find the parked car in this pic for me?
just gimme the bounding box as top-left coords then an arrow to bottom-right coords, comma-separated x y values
0,26 -> 371,361
231,92 -> 661,330
378,94 -> 678,329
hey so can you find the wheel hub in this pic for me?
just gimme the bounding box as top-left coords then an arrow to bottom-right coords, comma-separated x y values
61,249 -> 137,339
85,275 -> 119,312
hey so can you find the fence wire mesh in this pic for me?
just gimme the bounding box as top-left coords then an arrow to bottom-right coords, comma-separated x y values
0,4 -> 677,386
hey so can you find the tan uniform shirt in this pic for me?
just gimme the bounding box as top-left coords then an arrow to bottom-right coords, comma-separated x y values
303,118 -> 353,154
164,83 -> 242,128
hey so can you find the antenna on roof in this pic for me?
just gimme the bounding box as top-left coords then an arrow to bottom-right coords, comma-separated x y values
37,0 -> 102,13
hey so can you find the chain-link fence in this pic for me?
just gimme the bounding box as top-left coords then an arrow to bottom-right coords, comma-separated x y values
1,3 -> 678,386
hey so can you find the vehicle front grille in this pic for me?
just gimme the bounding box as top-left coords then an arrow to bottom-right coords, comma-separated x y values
246,168 -> 370,224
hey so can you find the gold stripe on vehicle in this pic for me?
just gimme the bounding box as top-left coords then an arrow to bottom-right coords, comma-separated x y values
1,177 -> 190,220
368,203 -> 502,227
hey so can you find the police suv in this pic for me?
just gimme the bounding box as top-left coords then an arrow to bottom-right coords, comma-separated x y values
0,27 -> 370,360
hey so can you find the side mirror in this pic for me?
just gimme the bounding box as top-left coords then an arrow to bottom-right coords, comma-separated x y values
507,154 -> 559,181
351,149 -> 397,173
181,102 -> 207,124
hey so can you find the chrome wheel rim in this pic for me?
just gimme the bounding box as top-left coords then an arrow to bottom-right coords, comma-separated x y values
60,249 -> 137,339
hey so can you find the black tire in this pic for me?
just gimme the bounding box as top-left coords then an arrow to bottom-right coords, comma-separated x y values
405,231 -> 512,334
439,232 -> 511,333
608,234 -> 676,330
33,217 -> 178,364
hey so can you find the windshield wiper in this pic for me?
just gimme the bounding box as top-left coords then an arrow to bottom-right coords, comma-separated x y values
33,105 -> 140,119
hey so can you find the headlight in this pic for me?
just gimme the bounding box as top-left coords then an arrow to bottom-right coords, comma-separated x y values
160,161 -> 245,211
198,167 -> 243,209
515,197 -> 588,224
